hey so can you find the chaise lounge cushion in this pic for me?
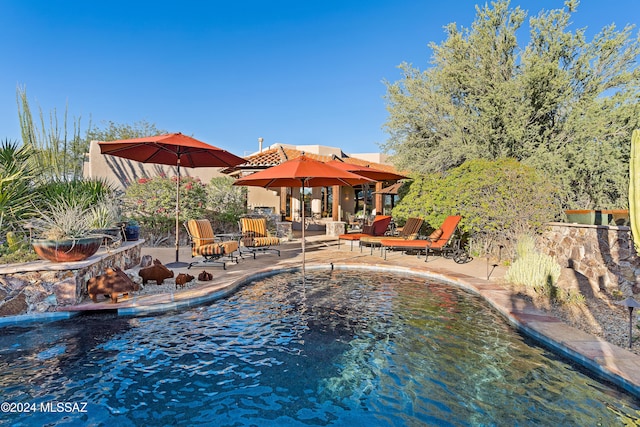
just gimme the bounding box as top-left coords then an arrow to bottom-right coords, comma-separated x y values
428,228 -> 443,241
360,217 -> 424,247
380,215 -> 463,262
186,219 -> 239,257
338,215 -> 392,244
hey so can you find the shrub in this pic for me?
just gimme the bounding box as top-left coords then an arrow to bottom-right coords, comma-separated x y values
392,158 -> 563,259
122,175 -> 207,235
505,234 -> 561,300
32,178 -> 115,211
0,139 -> 37,235
206,176 -> 247,231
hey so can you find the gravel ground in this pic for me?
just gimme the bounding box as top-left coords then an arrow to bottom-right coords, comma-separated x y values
135,276 -> 202,295
514,286 -> 640,355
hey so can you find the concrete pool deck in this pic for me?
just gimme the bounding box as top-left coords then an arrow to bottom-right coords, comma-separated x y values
7,232 -> 640,398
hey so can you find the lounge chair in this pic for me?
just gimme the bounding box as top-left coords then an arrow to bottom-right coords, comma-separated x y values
360,217 -> 424,254
380,215 -> 470,263
338,215 -> 392,251
184,219 -> 239,270
239,217 -> 281,258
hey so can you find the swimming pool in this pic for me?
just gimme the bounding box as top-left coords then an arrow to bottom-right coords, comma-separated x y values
1,269 -> 639,426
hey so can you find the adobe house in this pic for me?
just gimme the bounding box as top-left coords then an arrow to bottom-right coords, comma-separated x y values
222,143 -> 404,223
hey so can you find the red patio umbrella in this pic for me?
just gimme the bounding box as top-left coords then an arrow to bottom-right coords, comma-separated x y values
325,160 -> 407,181
99,133 -> 245,267
326,160 -> 406,217
233,155 -> 373,271
373,182 -> 404,214
373,182 -> 404,195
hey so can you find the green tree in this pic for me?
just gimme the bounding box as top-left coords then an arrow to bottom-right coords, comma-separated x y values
85,120 -> 168,142
383,0 -> 640,209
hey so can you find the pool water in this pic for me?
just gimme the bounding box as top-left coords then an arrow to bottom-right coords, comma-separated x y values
1,270 -> 639,426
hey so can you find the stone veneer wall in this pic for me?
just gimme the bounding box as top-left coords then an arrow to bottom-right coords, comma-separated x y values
539,222 -> 640,296
0,241 -> 142,316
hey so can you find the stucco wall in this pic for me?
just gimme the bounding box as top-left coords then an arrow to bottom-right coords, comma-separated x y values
83,140 -> 226,190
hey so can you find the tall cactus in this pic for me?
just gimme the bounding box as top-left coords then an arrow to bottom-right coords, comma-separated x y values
630,129 -> 640,254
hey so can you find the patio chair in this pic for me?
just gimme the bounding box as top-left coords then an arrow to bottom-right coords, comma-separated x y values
239,217 -> 281,258
338,215 -> 392,251
347,214 -> 361,231
184,219 -> 239,270
360,217 -> 424,255
380,215 -> 470,263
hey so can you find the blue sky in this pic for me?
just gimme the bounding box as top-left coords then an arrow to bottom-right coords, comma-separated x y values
1,1 -> 638,157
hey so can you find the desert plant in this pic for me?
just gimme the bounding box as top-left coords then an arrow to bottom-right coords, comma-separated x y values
32,177 -> 114,211
121,175 -> 207,235
393,158 -> 563,259
505,234 -> 562,299
629,129 -> 640,255
563,290 -> 586,306
17,86 -> 88,181
30,197 -> 94,240
89,198 -> 121,229
0,139 -> 37,235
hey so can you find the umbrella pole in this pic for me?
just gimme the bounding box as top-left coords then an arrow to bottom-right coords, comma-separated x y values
301,181 -> 306,276
167,158 -> 187,268
175,162 -> 180,262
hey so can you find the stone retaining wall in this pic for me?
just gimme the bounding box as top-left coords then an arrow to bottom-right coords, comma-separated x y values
539,223 -> 640,296
0,241 -> 142,316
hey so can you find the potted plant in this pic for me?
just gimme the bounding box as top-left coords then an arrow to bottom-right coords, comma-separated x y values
89,199 -> 122,245
30,198 -> 103,262
123,218 -> 140,241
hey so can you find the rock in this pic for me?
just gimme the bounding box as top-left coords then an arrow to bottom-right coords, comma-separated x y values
140,255 -> 153,268
0,292 -> 28,316
52,277 -> 78,306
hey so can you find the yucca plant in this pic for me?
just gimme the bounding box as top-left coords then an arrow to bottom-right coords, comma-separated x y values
0,139 -> 37,235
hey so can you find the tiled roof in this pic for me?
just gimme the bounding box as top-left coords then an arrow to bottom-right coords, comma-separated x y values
222,146 -> 404,176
